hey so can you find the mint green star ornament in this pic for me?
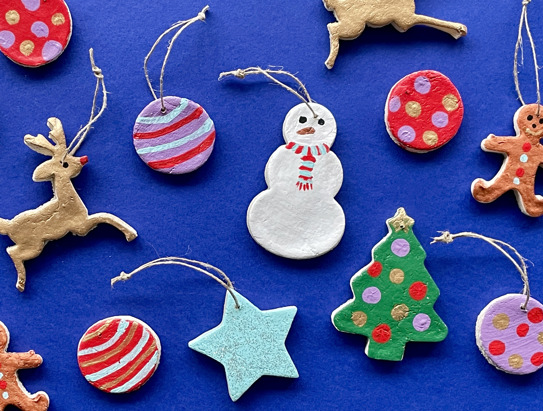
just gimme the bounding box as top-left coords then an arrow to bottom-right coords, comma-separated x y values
188,291 -> 299,401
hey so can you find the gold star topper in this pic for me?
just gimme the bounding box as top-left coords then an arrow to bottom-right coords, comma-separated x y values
388,208 -> 415,233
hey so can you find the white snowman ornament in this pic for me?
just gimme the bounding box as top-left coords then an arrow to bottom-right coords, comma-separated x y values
247,102 -> 345,259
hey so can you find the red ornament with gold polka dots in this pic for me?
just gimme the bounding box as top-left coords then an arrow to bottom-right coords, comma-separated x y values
385,70 -> 464,153
0,0 -> 72,67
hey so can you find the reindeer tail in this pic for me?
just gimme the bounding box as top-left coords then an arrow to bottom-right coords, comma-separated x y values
0,218 -> 10,236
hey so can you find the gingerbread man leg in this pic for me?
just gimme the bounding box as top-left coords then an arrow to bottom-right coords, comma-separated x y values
514,188 -> 543,217
471,177 -> 511,203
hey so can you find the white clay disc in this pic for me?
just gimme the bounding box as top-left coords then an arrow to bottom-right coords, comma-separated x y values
247,102 -> 345,259
475,294 -> 543,375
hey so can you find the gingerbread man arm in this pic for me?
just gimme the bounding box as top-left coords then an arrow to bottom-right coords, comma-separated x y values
481,134 -> 517,152
12,351 -> 43,369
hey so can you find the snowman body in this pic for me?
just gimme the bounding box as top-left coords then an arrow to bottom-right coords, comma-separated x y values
247,103 -> 345,259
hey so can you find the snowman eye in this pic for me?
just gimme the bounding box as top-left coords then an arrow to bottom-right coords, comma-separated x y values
528,115 -> 534,121
318,119 -> 326,126
299,116 -> 307,124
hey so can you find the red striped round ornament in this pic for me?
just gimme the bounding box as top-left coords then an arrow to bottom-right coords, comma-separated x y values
77,316 -> 161,394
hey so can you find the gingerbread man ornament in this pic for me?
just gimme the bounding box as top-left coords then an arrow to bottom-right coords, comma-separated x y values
472,104 -> 543,217
0,322 -> 49,410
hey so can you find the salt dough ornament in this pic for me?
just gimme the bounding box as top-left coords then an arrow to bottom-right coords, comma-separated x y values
133,6 -> 216,175
0,50 -> 137,292
220,67 -> 345,259
385,70 -> 464,153
111,257 -> 299,402
472,1 -> 543,217
0,321 -> 49,411
433,231 -> 543,375
0,0 -> 72,67
332,208 -> 448,361
77,316 -> 161,393
323,0 -> 467,69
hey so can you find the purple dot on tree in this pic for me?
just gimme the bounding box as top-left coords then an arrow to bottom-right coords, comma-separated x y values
413,313 -> 431,332
362,287 -> 381,304
391,239 -> 410,257
432,111 -> 449,128
22,0 -> 41,11
42,41 -> 63,62
389,96 -> 401,113
398,125 -> 415,143
414,76 -> 431,94
0,31 -> 15,49
31,22 -> 49,38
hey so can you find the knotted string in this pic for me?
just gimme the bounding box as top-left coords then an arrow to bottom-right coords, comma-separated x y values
432,232 -> 531,311
111,257 -> 240,309
144,6 -> 209,113
64,49 -> 107,159
514,0 -> 541,114
219,67 -> 318,118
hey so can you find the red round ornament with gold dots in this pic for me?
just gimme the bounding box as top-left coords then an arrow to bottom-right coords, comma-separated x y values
385,70 -> 464,153
0,0 -> 72,67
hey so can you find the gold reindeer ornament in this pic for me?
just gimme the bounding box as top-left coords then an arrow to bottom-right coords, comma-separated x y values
0,51 -> 137,292
323,0 -> 467,69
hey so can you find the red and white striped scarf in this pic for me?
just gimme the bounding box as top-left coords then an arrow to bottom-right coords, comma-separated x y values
285,142 -> 330,191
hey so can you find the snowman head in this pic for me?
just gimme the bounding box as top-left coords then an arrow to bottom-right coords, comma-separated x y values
283,103 -> 337,147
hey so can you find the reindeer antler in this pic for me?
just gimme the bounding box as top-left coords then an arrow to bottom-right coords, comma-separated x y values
46,118 -> 66,148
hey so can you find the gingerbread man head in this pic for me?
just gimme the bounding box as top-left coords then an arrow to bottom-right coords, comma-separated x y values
515,104 -> 543,144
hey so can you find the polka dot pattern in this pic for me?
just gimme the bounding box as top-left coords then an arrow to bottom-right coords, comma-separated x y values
372,324 -> 391,344
391,239 -> 410,257
362,287 -> 381,304
385,70 -> 464,153
477,294 -> 543,374
0,0 -> 71,67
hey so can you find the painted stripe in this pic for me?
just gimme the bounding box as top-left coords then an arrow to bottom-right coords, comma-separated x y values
78,320 -> 129,356
81,319 -> 113,343
148,131 -> 215,170
299,175 -> 311,181
310,146 -> 318,156
299,170 -> 313,178
292,144 -> 299,152
136,99 -> 189,124
299,166 -> 313,172
134,106 -> 204,140
136,118 -> 213,155
85,330 -> 150,382
301,161 -> 314,168
301,146 -> 308,156
100,343 -> 157,390
110,351 -> 160,393
80,323 -> 139,367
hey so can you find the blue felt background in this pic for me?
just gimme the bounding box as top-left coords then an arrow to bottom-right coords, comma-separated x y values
0,0 -> 542,409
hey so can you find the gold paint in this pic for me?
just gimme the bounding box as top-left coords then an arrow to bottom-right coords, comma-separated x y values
99,343 -> 157,390
82,319 -> 113,342
389,268 -> 405,284
5,10 -> 20,25
391,304 -> 409,321
352,311 -> 367,327
405,101 -> 421,118
538,332 -> 543,345
443,94 -> 459,112
423,131 -> 439,146
80,323 -> 138,367
492,313 -> 510,331
388,207 -> 414,233
52,13 -> 66,26
20,40 -> 35,57
508,354 -> 523,369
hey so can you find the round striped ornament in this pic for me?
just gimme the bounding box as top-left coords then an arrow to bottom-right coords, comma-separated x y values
77,316 -> 161,394
133,96 -> 216,174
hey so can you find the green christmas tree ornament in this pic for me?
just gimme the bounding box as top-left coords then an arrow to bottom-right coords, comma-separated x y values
331,208 -> 448,361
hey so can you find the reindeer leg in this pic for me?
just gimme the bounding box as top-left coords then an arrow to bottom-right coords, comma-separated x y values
326,22 -> 365,69
393,14 -> 467,39
6,245 -> 43,292
79,213 -> 138,242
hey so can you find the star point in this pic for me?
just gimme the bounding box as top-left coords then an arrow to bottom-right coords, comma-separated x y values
188,291 -> 298,401
388,207 -> 415,233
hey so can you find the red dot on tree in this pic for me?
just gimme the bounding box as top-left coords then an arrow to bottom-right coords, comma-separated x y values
528,308 -> 543,324
368,261 -> 383,278
372,324 -> 391,344
488,340 -> 506,356
409,282 -> 428,301
517,323 -> 530,337
531,352 -> 543,367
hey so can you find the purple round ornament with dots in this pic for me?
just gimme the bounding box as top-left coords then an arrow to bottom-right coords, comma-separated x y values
476,294 -> 543,375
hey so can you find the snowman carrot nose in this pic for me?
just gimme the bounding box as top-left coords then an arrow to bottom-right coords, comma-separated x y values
297,127 -> 315,135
